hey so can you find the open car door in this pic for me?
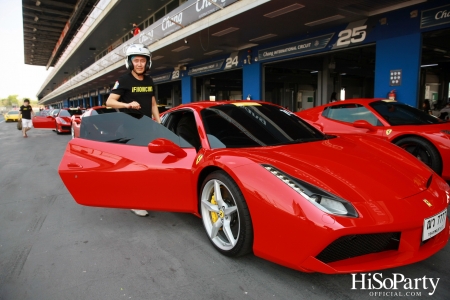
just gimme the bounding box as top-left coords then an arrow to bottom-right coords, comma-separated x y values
58,110 -> 199,213
33,114 -> 56,129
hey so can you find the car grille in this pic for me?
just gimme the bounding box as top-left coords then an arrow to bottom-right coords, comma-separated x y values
62,126 -> 71,131
316,232 -> 401,264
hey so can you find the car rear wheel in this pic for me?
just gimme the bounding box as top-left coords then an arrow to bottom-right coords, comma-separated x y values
200,171 -> 253,257
394,136 -> 442,175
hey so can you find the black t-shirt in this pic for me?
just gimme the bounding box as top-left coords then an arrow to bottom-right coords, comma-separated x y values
111,73 -> 155,118
19,105 -> 33,119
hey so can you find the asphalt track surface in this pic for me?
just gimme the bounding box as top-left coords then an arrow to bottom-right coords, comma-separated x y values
0,116 -> 449,300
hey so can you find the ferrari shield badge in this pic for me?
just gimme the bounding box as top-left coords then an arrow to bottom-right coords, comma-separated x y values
196,154 -> 203,165
423,199 -> 432,207
385,129 -> 392,136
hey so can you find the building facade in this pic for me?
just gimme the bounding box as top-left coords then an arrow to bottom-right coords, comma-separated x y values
24,0 -> 450,111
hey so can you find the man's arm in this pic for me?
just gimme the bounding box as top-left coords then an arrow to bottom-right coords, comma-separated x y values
106,93 -> 140,109
151,96 -> 161,124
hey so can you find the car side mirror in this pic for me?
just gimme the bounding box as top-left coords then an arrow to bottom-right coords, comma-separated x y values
353,120 -> 376,131
148,138 -> 187,158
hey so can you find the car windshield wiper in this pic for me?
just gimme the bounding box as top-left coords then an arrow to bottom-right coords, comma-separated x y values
274,137 -> 325,145
106,138 -> 133,144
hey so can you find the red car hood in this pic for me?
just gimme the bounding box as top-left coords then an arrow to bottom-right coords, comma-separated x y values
236,134 -> 433,203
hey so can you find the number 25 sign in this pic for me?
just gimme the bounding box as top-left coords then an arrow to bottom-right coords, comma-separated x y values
336,25 -> 368,47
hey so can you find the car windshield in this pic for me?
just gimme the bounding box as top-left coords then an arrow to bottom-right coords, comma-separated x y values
51,109 -> 60,116
36,110 -> 50,116
370,101 -> 440,125
59,109 -> 83,117
201,103 -> 325,148
80,109 -> 192,147
8,111 -> 19,115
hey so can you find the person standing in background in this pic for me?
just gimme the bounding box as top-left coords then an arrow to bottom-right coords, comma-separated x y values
19,99 -> 35,138
330,92 -> 337,102
422,99 -> 432,115
131,23 -> 140,36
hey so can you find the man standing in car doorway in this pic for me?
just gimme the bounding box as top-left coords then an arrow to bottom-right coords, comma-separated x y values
19,99 -> 35,138
106,43 -> 161,217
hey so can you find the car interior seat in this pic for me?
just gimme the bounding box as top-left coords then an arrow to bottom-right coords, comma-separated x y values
176,113 -> 201,151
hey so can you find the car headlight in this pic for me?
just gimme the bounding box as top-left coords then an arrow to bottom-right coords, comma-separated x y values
262,164 -> 358,218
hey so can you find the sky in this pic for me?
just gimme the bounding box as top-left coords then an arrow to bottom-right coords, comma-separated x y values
0,0 -> 53,100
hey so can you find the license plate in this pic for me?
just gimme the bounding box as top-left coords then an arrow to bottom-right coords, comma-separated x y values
422,209 -> 447,241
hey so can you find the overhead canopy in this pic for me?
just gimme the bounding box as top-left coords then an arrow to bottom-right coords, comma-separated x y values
22,0 -> 94,67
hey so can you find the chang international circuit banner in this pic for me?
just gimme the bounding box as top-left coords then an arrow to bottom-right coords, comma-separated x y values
258,34 -> 334,61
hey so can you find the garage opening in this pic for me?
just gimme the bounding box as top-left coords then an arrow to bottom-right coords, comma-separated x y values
194,69 -> 242,101
263,45 -> 376,111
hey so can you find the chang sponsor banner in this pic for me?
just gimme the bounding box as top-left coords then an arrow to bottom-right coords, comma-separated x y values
138,0 -> 239,47
421,4 -> 450,28
152,73 -> 172,83
258,33 -> 334,61
188,60 -> 225,75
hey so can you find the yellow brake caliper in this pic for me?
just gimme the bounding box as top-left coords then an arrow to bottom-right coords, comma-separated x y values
210,194 -> 219,224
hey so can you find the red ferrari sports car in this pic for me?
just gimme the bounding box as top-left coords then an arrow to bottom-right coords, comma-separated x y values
34,108 -> 84,134
296,99 -> 450,181
58,101 -> 449,274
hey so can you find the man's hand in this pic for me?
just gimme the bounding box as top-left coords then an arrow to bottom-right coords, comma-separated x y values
127,101 -> 141,110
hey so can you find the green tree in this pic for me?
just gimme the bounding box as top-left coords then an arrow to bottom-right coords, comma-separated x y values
8,95 -> 20,107
1,95 -> 19,107
0,95 -> 37,108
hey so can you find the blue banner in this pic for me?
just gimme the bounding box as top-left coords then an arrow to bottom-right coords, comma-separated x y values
421,4 -> 450,28
258,33 -> 334,61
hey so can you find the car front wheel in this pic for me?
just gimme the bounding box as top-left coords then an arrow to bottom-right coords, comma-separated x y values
55,121 -> 61,134
200,171 -> 253,257
394,136 -> 442,175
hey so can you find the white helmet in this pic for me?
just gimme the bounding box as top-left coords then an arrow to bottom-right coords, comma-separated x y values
125,43 -> 152,72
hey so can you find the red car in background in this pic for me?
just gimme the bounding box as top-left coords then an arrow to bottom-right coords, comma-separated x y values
296,99 -> 450,180
58,100 -> 449,274
34,108 -> 83,134
71,106 -> 116,138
